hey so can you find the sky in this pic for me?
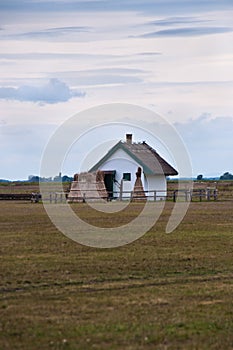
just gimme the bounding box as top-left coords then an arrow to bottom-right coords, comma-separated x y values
0,0 -> 233,180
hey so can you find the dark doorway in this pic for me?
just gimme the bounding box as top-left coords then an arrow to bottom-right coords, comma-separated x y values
103,171 -> 116,199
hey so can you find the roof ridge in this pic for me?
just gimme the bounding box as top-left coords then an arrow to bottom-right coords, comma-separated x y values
89,138 -> 178,176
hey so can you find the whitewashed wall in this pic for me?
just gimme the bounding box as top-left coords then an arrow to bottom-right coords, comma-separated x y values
145,174 -> 167,200
98,149 -> 139,198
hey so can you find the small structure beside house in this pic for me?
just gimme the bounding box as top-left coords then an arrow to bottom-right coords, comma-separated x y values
67,171 -> 108,202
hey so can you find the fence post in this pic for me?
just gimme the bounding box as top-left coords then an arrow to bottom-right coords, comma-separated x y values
213,189 -> 217,200
190,190 -> 193,202
173,190 -> 177,202
119,180 -> 123,201
199,189 -> 202,202
153,191 -> 156,201
130,191 -> 133,201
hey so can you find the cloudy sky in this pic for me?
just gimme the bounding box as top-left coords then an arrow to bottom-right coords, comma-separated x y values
0,0 -> 233,180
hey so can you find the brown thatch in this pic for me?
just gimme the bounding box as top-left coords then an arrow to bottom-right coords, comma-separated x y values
122,141 -> 178,176
67,171 -> 108,202
131,167 -> 146,201
90,139 -> 178,176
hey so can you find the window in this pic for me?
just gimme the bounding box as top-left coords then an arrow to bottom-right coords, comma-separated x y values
123,173 -> 131,181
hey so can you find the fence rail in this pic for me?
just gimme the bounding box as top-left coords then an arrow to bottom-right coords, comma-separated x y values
47,189 -> 218,203
0,193 -> 32,200
172,188 -> 218,202
67,189 -> 164,203
0,188 -> 219,202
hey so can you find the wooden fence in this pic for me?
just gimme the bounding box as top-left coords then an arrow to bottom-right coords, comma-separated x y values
0,188 -> 219,202
47,188 -> 218,203
172,188 -> 218,202
0,193 -> 32,200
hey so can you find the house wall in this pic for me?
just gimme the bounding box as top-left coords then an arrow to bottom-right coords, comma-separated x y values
96,148 -> 167,200
145,174 -> 167,200
97,149 -> 139,199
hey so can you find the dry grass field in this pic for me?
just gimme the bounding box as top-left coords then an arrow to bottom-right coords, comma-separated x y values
0,198 -> 233,349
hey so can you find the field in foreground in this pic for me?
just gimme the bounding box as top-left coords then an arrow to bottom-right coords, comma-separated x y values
0,201 -> 233,349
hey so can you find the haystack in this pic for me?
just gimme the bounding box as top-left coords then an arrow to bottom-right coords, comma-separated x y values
132,167 -> 146,201
67,170 -> 108,202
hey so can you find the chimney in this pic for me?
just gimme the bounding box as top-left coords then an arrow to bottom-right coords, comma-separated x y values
126,133 -> 132,144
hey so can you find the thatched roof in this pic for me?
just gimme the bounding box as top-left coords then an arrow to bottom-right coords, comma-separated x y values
90,140 -> 178,176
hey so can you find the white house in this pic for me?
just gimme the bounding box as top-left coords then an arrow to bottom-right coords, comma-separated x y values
89,134 -> 178,200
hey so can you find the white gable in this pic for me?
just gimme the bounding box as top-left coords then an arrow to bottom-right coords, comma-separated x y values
105,148 -> 140,164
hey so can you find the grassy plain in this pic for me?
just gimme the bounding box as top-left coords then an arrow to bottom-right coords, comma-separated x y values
0,200 -> 233,349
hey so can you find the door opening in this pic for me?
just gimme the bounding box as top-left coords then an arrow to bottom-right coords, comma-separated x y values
103,171 -> 116,200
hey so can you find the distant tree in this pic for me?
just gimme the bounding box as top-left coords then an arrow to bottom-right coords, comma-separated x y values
197,174 -> 203,181
28,176 -> 39,182
220,172 -> 233,180
62,175 -> 73,182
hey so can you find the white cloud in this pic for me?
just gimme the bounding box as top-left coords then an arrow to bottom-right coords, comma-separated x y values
0,78 -> 85,104
139,26 -> 233,38
48,68 -> 145,87
1,26 -> 94,43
